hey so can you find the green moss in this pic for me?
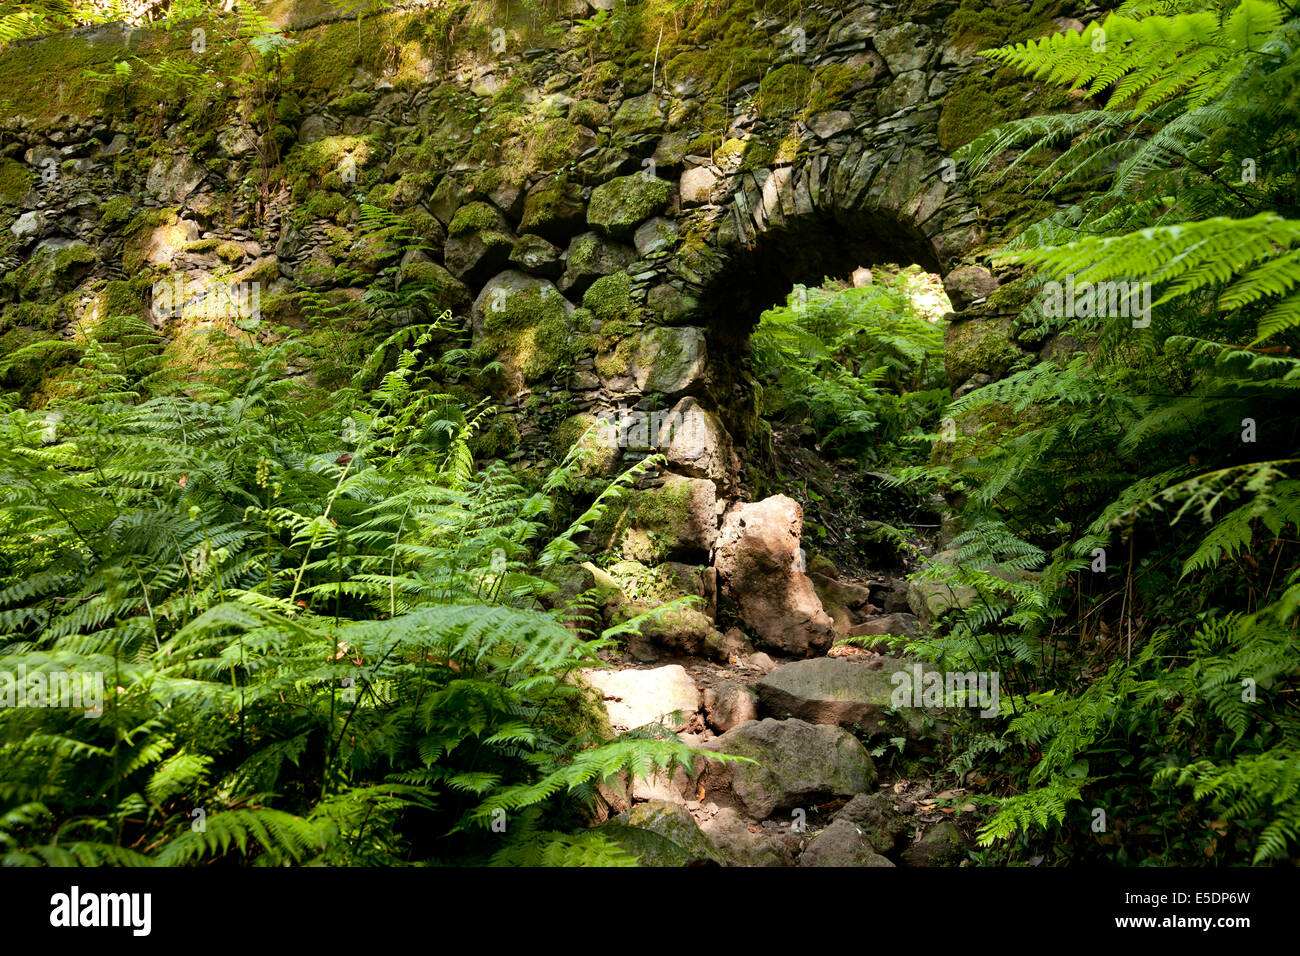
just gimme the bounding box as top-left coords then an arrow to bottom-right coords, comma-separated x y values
805,60 -> 878,115
521,308 -> 573,381
568,306 -> 594,334
259,292 -> 302,325
592,477 -> 701,563
502,117 -> 587,175
569,98 -> 608,128
0,326 -> 79,402
479,287 -> 574,384
303,191 -> 350,222
582,271 -> 640,325
242,259 -> 282,288
756,63 -> 814,119
938,68 -> 1074,152
53,243 -> 94,274
329,90 -> 376,115
737,137 -> 777,171
946,0 -> 1063,50
470,415 -> 522,459
216,241 -> 246,265
449,201 -> 502,237
365,183 -> 396,210
287,135 -> 373,196
587,174 -> 672,240
594,334 -> 637,379
0,299 -> 59,334
553,412 -> 620,475
98,195 -> 135,230
14,242 -> 95,299
987,276 -> 1038,314
0,158 -> 33,204
484,287 -> 568,335
94,277 -> 149,321
945,317 -> 1026,386
121,207 -> 180,274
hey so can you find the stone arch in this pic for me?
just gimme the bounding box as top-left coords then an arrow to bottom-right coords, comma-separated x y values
632,139 -> 991,482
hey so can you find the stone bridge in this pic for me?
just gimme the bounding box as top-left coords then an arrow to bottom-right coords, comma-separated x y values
0,0 -> 1102,547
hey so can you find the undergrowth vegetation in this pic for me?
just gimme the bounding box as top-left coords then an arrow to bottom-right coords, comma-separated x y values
0,312 -> 715,866
885,0 -> 1300,865
751,271 -> 948,467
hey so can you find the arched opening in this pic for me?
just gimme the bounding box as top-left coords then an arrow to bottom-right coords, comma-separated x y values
696,208 -> 951,463
690,208 -> 954,579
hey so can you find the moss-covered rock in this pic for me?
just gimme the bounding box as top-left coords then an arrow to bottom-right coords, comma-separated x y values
0,158 -> 34,204
602,800 -> 720,867
559,231 -> 635,296
756,63 -> 815,118
553,412 -> 621,476
937,69 -> 1074,152
445,201 -> 515,284
569,98 -> 609,128
611,92 -> 665,139
587,174 -> 672,241
591,474 -> 718,563
944,317 -> 1025,390
582,271 -> 641,325
121,207 -> 187,273
14,241 -> 96,299
472,271 -> 576,388
629,326 -> 706,395
397,255 -> 472,316
519,176 -> 587,244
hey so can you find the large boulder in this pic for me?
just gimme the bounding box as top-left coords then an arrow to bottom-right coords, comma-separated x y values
714,496 -> 836,657
593,474 -> 719,563
702,718 -> 876,820
943,316 -> 1025,391
580,665 -> 700,732
471,269 -> 572,340
757,657 -> 903,733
